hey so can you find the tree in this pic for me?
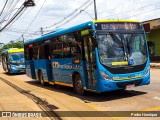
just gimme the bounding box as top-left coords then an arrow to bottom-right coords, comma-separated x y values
0,41 -> 24,52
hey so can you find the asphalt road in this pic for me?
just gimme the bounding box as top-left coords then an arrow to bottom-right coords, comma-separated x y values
0,65 -> 159,120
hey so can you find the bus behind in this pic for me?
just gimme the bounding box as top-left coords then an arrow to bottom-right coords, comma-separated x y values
1,48 -> 25,74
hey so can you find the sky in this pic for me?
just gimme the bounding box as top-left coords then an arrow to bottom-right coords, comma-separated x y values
0,0 -> 160,44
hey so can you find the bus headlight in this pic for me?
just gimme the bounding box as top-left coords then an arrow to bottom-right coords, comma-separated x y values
144,66 -> 150,76
100,71 -> 112,81
11,65 -> 17,70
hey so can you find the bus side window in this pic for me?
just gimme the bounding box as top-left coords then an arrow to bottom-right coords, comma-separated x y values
39,45 -> 46,59
63,43 -> 70,58
25,47 -> 32,60
71,42 -> 82,59
49,44 -> 54,59
29,48 -> 33,60
33,47 -> 39,59
52,43 -> 63,58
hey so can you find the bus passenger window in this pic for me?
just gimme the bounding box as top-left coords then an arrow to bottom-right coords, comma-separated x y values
39,45 -> 46,59
49,45 -> 53,58
33,47 -> 39,59
71,43 -> 81,59
63,43 -> 70,58
52,44 -> 63,58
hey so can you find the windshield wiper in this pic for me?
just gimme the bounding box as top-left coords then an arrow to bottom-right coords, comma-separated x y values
109,32 -> 123,47
127,32 -> 135,55
109,32 -> 128,61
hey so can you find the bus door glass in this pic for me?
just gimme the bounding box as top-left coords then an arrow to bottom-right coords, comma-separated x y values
83,36 -> 96,88
2,54 -> 7,71
44,42 -> 53,81
6,54 -> 10,72
28,47 -> 36,79
50,42 -> 63,82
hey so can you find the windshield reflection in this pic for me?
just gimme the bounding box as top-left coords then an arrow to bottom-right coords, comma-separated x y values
9,52 -> 25,65
97,33 -> 148,68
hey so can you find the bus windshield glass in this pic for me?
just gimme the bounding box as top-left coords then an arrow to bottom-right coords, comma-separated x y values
97,33 -> 148,68
9,52 -> 25,64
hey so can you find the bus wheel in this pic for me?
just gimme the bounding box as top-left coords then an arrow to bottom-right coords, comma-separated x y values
74,75 -> 85,95
8,68 -> 11,74
38,71 -> 47,86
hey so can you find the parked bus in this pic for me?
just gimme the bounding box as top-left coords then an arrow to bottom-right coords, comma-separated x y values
24,20 -> 150,95
1,48 -> 25,74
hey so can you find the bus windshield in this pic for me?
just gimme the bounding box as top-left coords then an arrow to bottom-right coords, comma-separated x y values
9,52 -> 25,64
97,32 -> 148,68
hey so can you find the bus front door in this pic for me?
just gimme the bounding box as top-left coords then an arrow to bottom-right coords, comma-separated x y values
26,48 -> 36,79
2,54 -> 7,71
45,44 -> 53,82
83,36 -> 97,89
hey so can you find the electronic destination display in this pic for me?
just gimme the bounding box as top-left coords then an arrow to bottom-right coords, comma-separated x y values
95,22 -> 143,30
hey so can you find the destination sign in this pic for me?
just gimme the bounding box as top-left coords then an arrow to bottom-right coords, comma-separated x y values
95,22 -> 143,30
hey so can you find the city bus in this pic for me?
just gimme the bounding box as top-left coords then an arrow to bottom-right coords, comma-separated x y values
1,48 -> 25,74
24,20 -> 150,95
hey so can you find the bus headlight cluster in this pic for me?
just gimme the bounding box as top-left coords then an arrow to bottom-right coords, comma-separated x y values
11,65 -> 17,70
99,71 -> 112,81
144,66 -> 150,76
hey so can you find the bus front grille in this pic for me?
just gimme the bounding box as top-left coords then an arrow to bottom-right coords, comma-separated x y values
116,79 -> 143,89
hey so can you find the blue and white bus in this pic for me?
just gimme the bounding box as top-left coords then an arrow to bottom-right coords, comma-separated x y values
1,48 -> 25,74
24,20 -> 150,95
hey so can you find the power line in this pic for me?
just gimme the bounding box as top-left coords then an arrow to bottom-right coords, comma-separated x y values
102,1 -> 160,19
0,0 -> 35,32
55,1 -> 93,29
44,0 -> 92,29
5,0 -> 160,43
0,6 -> 25,32
6,0 -> 40,29
121,7 -> 160,19
0,0 -> 9,16
0,0 -> 21,24
23,0 -> 93,38
17,0 -> 46,41
17,0 -> 91,41
19,1 -> 93,39
4,7 -> 27,31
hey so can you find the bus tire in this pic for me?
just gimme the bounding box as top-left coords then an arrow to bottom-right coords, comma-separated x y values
38,71 -> 47,86
74,74 -> 85,95
7,68 -> 11,74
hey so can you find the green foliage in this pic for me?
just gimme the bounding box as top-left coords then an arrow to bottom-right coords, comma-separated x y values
0,41 -> 24,53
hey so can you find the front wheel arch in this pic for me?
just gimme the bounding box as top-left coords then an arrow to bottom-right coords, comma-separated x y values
73,73 -> 86,95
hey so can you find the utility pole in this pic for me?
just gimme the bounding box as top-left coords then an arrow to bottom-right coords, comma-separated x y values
94,0 -> 98,20
40,27 -> 43,35
22,34 -> 24,43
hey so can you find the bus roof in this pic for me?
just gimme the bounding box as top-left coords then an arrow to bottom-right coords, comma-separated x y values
24,20 -> 140,45
1,48 -> 24,54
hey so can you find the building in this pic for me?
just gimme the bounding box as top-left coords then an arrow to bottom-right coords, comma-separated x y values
142,18 -> 160,61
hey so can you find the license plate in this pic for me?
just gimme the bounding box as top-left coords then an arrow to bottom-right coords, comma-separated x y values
126,84 -> 135,88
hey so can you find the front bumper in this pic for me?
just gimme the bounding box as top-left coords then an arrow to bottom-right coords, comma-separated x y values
96,74 -> 150,93
10,68 -> 26,73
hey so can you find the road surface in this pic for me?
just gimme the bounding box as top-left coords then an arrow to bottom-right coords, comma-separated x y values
0,65 -> 159,120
